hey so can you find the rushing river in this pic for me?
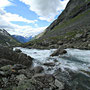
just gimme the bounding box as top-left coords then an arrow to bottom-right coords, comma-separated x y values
14,47 -> 90,74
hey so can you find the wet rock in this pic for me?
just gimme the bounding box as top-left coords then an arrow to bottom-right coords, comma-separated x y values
54,59 -> 58,62
50,48 -> 67,56
43,62 -> 55,66
14,49 -> 22,53
31,66 -> 44,73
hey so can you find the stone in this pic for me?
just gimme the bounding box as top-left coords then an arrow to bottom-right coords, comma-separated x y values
57,41 -> 63,45
43,62 -> 55,66
14,49 -> 22,53
16,74 -> 27,81
0,58 -> 14,68
31,66 -> 44,73
0,65 -> 12,71
12,64 -> 27,70
0,45 -> 33,67
75,34 -> 82,38
50,48 -> 67,56
55,79 -> 64,90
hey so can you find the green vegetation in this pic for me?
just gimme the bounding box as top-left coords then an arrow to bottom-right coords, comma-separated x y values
52,9 -> 90,31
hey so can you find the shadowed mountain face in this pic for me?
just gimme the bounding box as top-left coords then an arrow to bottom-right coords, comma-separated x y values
0,29 -> 20,46
40,0 -> 90,39
24,0 -> 90,49
12,35 -> 32,43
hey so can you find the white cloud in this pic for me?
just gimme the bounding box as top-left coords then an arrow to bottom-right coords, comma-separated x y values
0,0 -> 13,8
0,9 -> 46,37
0,6 -> 44,37
9,25 -> 47,37
0,0 -> 70,37
20,0 -> 69,22
0,8 -> 37,23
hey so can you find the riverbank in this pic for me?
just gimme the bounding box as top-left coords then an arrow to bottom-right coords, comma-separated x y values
0,46 -> 90,90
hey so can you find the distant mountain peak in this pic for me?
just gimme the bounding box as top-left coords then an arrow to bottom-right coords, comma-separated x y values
12,35 -> 33,43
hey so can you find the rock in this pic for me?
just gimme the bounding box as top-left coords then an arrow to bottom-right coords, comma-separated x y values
50,48 -> 67,56
54,59 -> 58,62
18,69 -> 35,79
12,64 -> 27,71
0,65 -> 12,71
82,39 -> 87,42
14,74 -> 55,90
55,79 -> 64,89
16,74 -> 27,82
0,71 -> 5,76
14,49 -> 22,53
43,62 -> 55,66
0,58 -> 14,68
57,41 -> 63,45
31,66 -> 44,73
88,44 -> 90,47
75,34 -> 82,38
0,46 -> 33,67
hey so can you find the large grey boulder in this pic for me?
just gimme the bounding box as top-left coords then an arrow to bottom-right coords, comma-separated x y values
0,46 -> 33,67
50,48 -> 67,56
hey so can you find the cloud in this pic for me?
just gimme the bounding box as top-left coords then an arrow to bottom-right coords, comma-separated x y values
0,0 -> 13,8
8,25 -> 47,37
0,9 -> 46,37
20,0 -> 69,22
0,8 -> 37,24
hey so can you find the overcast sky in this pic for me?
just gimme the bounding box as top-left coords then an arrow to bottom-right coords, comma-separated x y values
0,0 -> 69,37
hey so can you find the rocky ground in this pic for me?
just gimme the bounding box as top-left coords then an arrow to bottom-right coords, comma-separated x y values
0,45 -> 90,90
23,28 -> 90,50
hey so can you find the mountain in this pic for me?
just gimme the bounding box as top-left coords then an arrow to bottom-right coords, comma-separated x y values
0,29 -> 20,46
24,0 -> 90,49
12,35 -> 33,43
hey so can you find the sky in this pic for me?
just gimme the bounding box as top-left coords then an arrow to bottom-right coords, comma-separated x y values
0,0 -> 69,37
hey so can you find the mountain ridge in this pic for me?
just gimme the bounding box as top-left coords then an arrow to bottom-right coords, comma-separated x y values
0,29 -> 20,46
12,35 -> 33,43
23,0 -> 90,49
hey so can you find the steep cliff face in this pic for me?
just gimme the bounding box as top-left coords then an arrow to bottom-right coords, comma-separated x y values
0,29 -> 20,46
24,0 -> 90,49
40,0 -> 90,39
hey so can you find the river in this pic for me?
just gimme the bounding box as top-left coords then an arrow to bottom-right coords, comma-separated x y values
14,47 -> 90,74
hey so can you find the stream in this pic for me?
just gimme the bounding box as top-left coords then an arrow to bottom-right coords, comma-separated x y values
14,47 -> 90,74
14,47 -> 90,89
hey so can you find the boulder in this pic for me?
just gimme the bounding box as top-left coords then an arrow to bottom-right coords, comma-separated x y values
12,64 -> 27,71
55,79 -> 64,89
0,46 -> 33,67
0,58 -> 14,68
75,34 -> 82,38
50,48 -> 67,56
31,66 -> 44,73
43,62 -> 55,66
14,49 -> 22,53
57,41 -> 63,45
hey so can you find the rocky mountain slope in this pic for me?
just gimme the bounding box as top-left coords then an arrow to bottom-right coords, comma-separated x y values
24,0 -> 90,49
0,29 -> 20,46
12,35 -> 33,43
